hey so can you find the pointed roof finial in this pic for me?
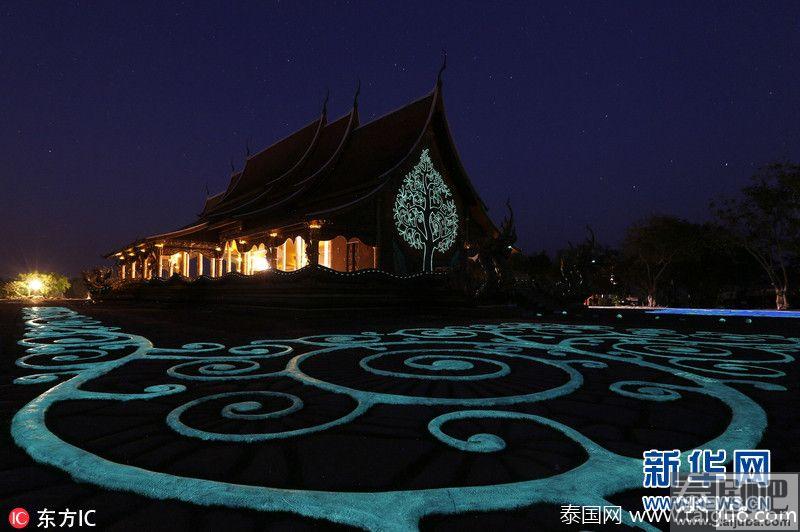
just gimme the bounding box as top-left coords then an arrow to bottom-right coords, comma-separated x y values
322,88 -> 330,116
353,78 -> 361,108
230,157 -> 235,173
437,49 -> 447,84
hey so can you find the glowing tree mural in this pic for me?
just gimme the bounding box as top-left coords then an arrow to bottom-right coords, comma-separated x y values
393,149 -> 458,271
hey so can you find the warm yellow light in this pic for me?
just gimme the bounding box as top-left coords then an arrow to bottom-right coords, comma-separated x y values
269,231 -> 278,238
154,243 -> 164,248
252,255 -> 270,271
27,278 -> 43,292
308,221 -> 322,229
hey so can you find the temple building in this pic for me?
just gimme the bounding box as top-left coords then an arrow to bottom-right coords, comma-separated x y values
106,76 -> 499,281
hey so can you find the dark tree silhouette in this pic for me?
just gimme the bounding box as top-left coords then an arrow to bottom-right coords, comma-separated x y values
713,163 -> 800,310
619,216 -> 699,307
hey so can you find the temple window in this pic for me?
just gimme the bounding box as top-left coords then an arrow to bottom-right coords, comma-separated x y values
275,236 -> 307,271
346,238 -> 378,271
315,236 -> 377,272
251,244 -> 269,272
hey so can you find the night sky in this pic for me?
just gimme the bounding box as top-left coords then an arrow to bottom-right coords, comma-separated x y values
2,2 -> 799,278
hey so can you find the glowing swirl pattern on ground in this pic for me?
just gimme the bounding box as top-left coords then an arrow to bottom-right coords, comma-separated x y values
10,307 -> 797,531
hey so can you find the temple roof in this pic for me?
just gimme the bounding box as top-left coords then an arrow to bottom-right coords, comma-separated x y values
106,79 -> 497,257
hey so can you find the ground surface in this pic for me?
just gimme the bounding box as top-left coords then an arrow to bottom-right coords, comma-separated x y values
1,301 -> 798,531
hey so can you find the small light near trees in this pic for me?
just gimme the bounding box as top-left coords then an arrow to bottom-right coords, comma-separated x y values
2,272 -> 70,300
27,277 -> 44,293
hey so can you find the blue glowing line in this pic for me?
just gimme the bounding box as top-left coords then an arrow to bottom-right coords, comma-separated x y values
10,307 -> 795,531
646,308 -> 800,318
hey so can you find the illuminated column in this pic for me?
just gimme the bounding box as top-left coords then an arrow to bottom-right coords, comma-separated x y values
267,233 -> 278,270
306,222 -> 320,266
197,253 -> 204,276
182,252 -> 190,276
156,247 -> 164,278
319,240 -> 331,268
226,246 -> 232,273
217,256 -> 224,276
210,256 -> 216,277
121,264 -> 126,280
131,261 -> 137,279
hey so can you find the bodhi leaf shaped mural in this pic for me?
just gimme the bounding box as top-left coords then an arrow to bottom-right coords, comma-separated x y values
393,149 -> 459,272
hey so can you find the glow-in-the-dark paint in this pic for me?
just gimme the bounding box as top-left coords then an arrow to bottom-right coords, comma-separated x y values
11,307 -> 796,531
393,149 -> 458,272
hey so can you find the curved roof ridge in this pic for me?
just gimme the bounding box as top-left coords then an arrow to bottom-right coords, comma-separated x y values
433,89 -> 491,213
305,83 -> 440,217
203,113 -> 326,216
233,104 -> 360,219
292,109 -> 356,188
209,113 -> 327,217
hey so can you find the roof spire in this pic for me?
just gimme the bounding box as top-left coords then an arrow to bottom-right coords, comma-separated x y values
322,88 -> 330,117
353,78 -> 361,108
437,49 -> 447,85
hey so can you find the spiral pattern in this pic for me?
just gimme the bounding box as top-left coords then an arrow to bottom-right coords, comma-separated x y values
10,306 -> 797,531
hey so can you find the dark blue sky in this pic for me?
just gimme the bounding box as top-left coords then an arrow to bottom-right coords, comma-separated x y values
1,1 -> 798,278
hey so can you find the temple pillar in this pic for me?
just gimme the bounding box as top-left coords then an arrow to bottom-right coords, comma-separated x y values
131,260 -> 137,279
121,263 -> 126,280
156,248 -> 164,278
182,251 -> 190,276
306,222 -> 321,266
226,247 -> 232,273
217,257 -> 224,276
210,255 -> 216,277
197,253 -> 204,276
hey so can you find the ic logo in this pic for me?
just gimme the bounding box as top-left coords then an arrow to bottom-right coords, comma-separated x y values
8,508 -> 29,529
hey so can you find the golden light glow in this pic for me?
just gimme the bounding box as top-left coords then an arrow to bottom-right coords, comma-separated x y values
252,255 -> 270,271
154,243 -> 164,248
308,220 -> 322,229
269,231 -> 278,238
27,277 -> 43,292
